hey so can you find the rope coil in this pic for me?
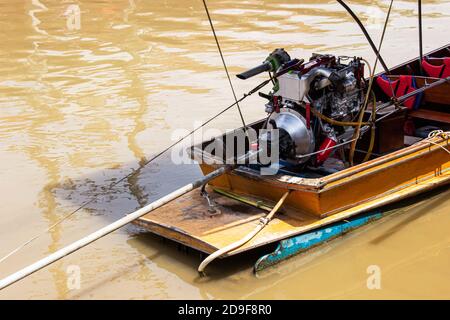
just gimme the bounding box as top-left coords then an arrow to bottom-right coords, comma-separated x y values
416,130 -> 450,155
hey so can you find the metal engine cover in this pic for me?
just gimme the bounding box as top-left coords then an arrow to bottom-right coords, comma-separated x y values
267,108 -> 315,164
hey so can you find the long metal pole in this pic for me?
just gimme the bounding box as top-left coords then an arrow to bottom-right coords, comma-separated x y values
418,0 -> 424,75
0,165 -> 232,291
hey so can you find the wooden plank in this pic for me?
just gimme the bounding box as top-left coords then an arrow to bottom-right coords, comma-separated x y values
414,77 -> 450,105
409,109 -> 450,124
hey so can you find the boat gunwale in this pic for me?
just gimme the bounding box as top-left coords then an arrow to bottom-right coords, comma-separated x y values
227,171 -> 450,255
321,135 -> 449,187
320,165 -> 450,217
136,169 -> 450,256
190,134 -> 449,192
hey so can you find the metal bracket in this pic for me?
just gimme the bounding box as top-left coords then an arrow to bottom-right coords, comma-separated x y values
200,184 -> 221,216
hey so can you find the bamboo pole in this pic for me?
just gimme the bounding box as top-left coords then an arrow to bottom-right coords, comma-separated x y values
0,165 -> 232,291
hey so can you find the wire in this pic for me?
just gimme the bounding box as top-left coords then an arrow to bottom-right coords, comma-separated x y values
362,91 -> 378,163
308,106 -> 370,127
295,137 -> 359,159
202,0 -> 247,130
349,0 -> 394,165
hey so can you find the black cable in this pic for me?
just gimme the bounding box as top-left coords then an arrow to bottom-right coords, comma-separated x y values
336,0 -> 390,75
418,0 -> 424,75
364,0 -> 394,101
202,0 -> 247,130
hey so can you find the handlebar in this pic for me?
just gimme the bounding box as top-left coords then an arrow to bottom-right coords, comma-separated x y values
236,61 -> 272,80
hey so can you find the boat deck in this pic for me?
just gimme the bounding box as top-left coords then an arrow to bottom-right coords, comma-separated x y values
135,169 -> 449,256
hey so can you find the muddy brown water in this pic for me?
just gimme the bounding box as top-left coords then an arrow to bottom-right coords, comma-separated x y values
0,0 -> 449,299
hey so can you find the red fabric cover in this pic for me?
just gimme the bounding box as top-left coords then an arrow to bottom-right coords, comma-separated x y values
422,58 -> 450,78
376,75 -> 417,110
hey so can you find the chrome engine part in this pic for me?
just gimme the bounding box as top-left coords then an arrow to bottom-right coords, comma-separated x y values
255,53 -> 365,165
259,108 -> 315,165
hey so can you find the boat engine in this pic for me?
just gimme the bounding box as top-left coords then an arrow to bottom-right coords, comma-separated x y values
237,49 -> 366,167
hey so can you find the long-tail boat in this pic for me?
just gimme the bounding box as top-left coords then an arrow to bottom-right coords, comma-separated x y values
135,3 -> 450,272
1,1 -> 449,291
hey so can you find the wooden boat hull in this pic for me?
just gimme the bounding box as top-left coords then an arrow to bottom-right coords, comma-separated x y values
135,44 -> 450,265
136,145 -> 449,257
254,210 -> 384,272
197,133 -> 450,219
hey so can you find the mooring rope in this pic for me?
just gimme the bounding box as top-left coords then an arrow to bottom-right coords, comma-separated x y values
415,130 -> 450,155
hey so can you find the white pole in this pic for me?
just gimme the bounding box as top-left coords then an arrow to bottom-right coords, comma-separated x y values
0,166 -> 231,291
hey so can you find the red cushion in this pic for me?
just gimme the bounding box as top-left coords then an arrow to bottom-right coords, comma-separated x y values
422,58 -> 450,78
376,75 -> 418,110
